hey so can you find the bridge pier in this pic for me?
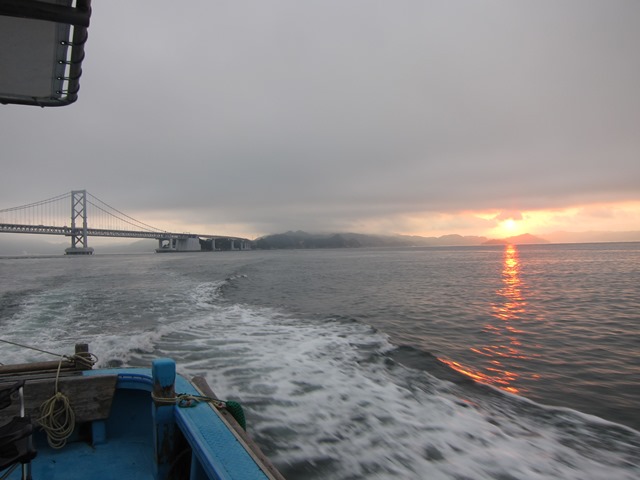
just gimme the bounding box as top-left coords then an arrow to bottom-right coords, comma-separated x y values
65,190 -> 94,255
65,246 -> 94,255
154,237 -> 252,253
156,236 -> 201,253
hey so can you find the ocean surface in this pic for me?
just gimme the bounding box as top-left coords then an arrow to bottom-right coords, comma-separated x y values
1,243 -> 639,479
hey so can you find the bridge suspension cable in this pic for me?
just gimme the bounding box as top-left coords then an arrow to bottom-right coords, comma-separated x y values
0,190 -> 169,234
86,193 -> 168,233
0,192 -> 69,213
0,192 -> 70,227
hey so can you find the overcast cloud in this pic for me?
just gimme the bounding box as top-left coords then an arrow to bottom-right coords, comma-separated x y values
1,0 -> 639,238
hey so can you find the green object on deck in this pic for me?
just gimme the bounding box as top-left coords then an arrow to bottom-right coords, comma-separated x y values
225,401 -> 246,431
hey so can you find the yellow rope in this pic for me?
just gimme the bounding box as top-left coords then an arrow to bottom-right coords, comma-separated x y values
150,392 -> 224,408
37,391 -> 76,449
0,339 -> 97,449
36,358 -> 76,449
176,393 -> 224,409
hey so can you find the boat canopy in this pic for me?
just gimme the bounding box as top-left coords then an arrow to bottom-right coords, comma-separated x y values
0,0 -> 91,107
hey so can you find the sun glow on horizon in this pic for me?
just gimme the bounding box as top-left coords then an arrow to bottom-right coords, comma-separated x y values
500,218 -> 520,235
502,218 -> 516,231
491,216 -> 526,238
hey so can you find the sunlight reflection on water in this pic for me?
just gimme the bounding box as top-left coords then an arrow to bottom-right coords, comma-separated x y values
440,244 -> 540,394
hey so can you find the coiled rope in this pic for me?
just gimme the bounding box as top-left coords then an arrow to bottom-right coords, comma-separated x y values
37,357 -> 76,448
0,338 -> 98,448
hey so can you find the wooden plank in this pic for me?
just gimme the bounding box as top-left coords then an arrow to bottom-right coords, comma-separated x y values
190,375 -> 286,480
0,360 -> 77,375
0,370 -> 81,382
0,344 -> 93,375
0,375 -> 118,425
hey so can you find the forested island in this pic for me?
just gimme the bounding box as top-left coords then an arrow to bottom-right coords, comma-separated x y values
253,231 -> 549,249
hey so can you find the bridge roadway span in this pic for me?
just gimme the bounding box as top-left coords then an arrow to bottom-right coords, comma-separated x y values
0,223 -> 251,252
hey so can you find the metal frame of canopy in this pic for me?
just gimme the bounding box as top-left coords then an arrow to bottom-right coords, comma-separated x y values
0,0 -> 92,107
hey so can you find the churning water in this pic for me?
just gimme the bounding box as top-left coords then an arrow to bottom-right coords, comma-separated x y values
1,243 -> 639,479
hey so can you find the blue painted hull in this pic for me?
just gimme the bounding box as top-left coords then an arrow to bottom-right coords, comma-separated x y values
2,363 -> 279,480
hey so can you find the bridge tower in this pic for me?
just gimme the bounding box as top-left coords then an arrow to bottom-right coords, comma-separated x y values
65,190 -> 94,255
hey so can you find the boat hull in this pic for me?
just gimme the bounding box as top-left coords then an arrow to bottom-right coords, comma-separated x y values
1,359 -> 282,480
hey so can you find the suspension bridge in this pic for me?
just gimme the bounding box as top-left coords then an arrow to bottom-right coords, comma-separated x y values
0,190 -> 251,254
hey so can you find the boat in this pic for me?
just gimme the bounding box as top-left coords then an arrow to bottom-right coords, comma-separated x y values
0,343 -> 285,480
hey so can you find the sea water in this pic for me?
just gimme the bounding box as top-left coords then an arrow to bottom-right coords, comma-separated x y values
1,243 -> 639,479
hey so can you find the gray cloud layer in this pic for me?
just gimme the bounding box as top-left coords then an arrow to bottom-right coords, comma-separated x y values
2,0 -> 639,236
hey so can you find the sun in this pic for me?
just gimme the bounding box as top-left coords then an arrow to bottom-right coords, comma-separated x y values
495,217 -> 523,237
502,218 -> 517,231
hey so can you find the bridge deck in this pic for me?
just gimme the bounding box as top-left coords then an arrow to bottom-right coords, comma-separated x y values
0,223 -> 248,241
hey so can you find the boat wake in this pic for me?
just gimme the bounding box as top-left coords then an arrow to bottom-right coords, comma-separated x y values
3,276 -> 639,479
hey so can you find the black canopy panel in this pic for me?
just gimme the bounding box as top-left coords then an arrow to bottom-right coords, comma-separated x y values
0,0 -> 91,107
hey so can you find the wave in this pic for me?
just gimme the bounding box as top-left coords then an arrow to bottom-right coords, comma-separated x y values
3,276 -> 639,479
136,282 -> 640,479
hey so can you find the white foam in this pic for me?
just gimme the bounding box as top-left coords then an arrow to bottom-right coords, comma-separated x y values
3,278 -> 638,479
150,282 -> 640,479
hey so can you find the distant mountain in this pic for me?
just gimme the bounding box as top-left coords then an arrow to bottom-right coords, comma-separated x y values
254,231 -> 489,249
483,233 -> 549,245
254,231 -> 389,249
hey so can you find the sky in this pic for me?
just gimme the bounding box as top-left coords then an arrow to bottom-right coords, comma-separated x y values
1,0 -> 640,241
